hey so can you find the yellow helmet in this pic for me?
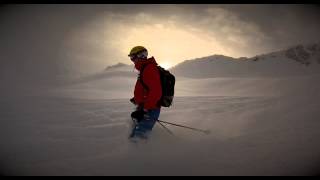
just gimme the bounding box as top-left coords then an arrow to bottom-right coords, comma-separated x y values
128,46 -> 147,57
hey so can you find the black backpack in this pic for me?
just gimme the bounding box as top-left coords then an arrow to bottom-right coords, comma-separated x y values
139,64 -> 175,107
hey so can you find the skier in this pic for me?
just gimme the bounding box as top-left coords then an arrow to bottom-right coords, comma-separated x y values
128,46 -> 162,140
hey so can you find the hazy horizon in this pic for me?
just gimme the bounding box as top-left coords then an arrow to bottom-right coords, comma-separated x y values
1,4 -> 320,89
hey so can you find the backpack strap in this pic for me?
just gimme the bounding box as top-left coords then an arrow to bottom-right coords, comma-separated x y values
138,63 -> 151,91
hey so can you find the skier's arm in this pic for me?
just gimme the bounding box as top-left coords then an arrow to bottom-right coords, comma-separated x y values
133,79 -> 145,107
142,65 -> 162,110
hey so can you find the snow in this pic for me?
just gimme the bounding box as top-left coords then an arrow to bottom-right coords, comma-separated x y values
2,93 -> 320,175
171,43 -> 320,78
1,43 -> 320,175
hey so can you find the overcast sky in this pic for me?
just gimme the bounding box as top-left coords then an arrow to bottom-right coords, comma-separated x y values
0,4 -> 320,89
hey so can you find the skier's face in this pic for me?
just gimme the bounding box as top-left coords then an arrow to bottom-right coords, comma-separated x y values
129,54 -> 138,63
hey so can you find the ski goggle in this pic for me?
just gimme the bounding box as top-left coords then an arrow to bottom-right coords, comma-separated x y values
129,50 -> 148,62
129,54 -> 138,62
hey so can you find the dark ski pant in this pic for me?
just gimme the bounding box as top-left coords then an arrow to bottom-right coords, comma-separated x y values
131,109 -> 161,138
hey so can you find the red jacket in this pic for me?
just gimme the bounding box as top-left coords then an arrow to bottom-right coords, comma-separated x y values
133,57 -> 162,110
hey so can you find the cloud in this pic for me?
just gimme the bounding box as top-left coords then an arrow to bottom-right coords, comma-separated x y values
1,4 -> 319,92
193,7 -> 270,56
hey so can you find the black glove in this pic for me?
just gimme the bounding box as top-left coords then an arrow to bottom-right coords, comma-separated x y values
131,110 -> 147,122
130,98 -> 136,105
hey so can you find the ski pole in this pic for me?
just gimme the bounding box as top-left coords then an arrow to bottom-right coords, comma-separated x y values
157,121 -> 175,136
157,120 -> 211,134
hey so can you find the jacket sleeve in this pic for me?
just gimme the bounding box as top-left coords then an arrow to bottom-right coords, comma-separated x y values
133,79 -> 145,106
142,65 -> 162,110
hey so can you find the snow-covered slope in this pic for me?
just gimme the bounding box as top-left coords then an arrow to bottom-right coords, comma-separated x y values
54,63 -> 137,99
1,92 -> 320,175
2,43 -> 320,175
171,42 -> 320,78
52,43 -> 320,100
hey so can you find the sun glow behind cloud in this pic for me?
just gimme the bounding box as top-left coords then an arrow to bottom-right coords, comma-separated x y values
61,5 -> 320,75
64,8 -> 268,73
118,22 -> 228,69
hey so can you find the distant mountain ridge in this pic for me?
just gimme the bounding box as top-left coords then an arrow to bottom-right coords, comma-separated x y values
104,63 -> 133,71
102,42 -> 320,79
169,42 -> 320,78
